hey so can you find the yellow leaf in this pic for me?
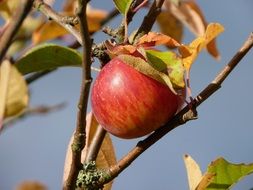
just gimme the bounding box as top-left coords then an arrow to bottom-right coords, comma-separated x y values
183,154 -> 203,190
63,112 -> 116,190
0,60 -> 29,129
157,11 -> 183,43
180,23 -> 224,71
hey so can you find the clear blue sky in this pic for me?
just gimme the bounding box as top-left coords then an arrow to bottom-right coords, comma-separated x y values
1,0 -> 253,189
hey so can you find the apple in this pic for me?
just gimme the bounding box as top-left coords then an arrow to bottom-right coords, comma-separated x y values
91,57 -> 185,139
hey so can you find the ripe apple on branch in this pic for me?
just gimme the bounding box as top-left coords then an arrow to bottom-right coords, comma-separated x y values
91,23 -> 224,139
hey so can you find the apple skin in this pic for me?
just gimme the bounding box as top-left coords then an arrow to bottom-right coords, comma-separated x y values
91,57 -> 184,139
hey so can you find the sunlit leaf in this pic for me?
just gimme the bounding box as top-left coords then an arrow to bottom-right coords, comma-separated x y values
206,158 -> 253,190
15,181 -> 47,190
15,44 -> 82,75
136,32 -> 180,48
118,54 -> 176,94
63,112 -> 116,190
0,60 -> 29,129
180,23 -> 224,72
157,11 -> 183,43
113,0 -> 134,15
145,49 -> 185,88
183,154 -> 203,190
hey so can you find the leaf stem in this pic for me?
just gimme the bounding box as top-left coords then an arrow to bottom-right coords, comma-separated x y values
0,0 -> 34,63
100,32 -> 253,185
63,0 -> 93,189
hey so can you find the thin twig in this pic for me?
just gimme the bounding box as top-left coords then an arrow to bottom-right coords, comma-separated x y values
133,0 -> 165,43
63,0 -> 92,189
33,0 -> 82,44
0,0 -> 34,63
85,126 -> 107,162
98,33 -> 253,185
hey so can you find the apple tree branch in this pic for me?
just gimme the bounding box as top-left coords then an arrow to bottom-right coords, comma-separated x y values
63,0 -> 92,189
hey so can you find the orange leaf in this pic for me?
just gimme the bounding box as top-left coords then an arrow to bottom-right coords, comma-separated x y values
157,11 -> 183,44
33,4 -> 107,44
180,23 -> 224,71
137,32 -> 180,48
32,21 -> 68,44
105,41 -> 139,58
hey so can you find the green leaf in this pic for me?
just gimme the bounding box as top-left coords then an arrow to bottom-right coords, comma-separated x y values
145,50 -> 185,88
206,158 -> 253,190
113,0 -> 134,15
15,43 -> 82,75
117,54 -> 176,94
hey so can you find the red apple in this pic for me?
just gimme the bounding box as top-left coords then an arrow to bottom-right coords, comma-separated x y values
91,57 -> 185,139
